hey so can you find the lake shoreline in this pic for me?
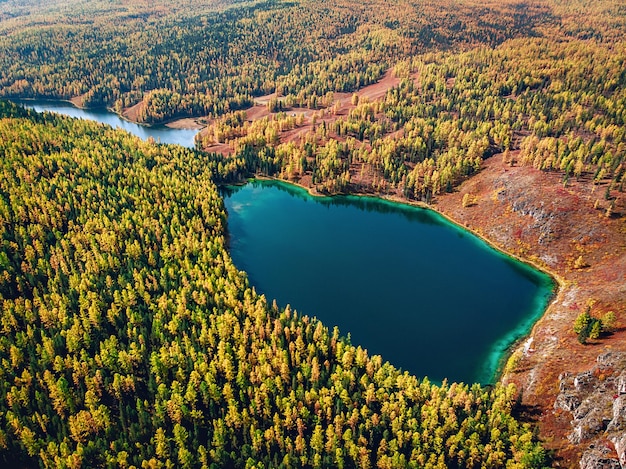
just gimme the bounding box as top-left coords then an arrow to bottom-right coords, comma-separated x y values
11,97 -> 205,131
13,98 -> 201,148
411,154 -> 626,467
175,100 -> 625,463
232,154 -> 626,466
243,175 -> 565,383
222,177 -> 555,385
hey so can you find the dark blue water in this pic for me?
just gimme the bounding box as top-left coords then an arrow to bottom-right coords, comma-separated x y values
222,180 -> 554,384
16,99 -> 198,148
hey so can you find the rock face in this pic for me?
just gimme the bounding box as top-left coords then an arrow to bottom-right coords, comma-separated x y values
613,433 -> 626,468
579,447 -> 622,469
555,352 -> 626,469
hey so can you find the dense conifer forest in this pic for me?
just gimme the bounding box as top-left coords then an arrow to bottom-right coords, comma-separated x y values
1,0 -> 625,467
0,101 -> 547,467
0,0 -> 552,122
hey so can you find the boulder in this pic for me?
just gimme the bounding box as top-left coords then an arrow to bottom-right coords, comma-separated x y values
574,371 -> 596,392
609,432 -> 626,468
579,447 -> 621,469
606,395 -> 626,433
555,392 -> 581,412
569,405 -> 611,444
572,394 -> 613,421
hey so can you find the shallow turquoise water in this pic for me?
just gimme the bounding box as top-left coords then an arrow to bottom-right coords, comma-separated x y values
222,180 -> 554,384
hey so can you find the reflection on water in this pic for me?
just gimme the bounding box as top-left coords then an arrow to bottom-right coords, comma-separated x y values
223,179 -> 445,225
15,99 -> 199,148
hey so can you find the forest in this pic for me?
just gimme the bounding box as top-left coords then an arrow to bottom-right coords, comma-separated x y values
0,101 -> 546,467
0,0 -> 551,123
200,37 -> 625,203
1,0 -> 625,467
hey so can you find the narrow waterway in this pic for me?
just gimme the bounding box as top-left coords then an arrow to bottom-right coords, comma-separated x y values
16,99 -> 199,148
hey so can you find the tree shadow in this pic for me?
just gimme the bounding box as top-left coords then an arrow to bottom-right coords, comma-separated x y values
512,403 -> 543,423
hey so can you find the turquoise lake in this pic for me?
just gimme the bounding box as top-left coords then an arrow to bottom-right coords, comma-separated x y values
222,180 -> 554,384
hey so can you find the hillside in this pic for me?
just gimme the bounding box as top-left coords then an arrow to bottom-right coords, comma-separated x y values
1,0 -> 626,466
1,0 -> 552,123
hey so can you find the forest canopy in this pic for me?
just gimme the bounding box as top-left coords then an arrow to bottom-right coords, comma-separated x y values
0,0 -> 554,122
2,0 -> 625,466
0,101 -> 547,467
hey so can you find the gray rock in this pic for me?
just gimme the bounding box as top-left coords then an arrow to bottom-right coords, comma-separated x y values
569,405 -> 611,444
597,352 -> 618,366
618,373 -> 626,395
609,433 -> 626,468
555,352 -> 626,467
573,393 -> 613,421
579,447 -> 621,469
555,392 -> 582,412
606,395 -> 626,433
575,371 -> 596,392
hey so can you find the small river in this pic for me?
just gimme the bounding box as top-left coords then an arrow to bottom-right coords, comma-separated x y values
16,99 -> 199,148
20,99 -> 554,384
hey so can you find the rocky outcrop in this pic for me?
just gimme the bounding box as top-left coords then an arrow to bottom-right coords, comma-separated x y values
555,352 -> 626,469
579,446 -> 622,469
612,433 -> 626,468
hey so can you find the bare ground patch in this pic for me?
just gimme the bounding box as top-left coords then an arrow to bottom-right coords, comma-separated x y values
433,156 -> 626,467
